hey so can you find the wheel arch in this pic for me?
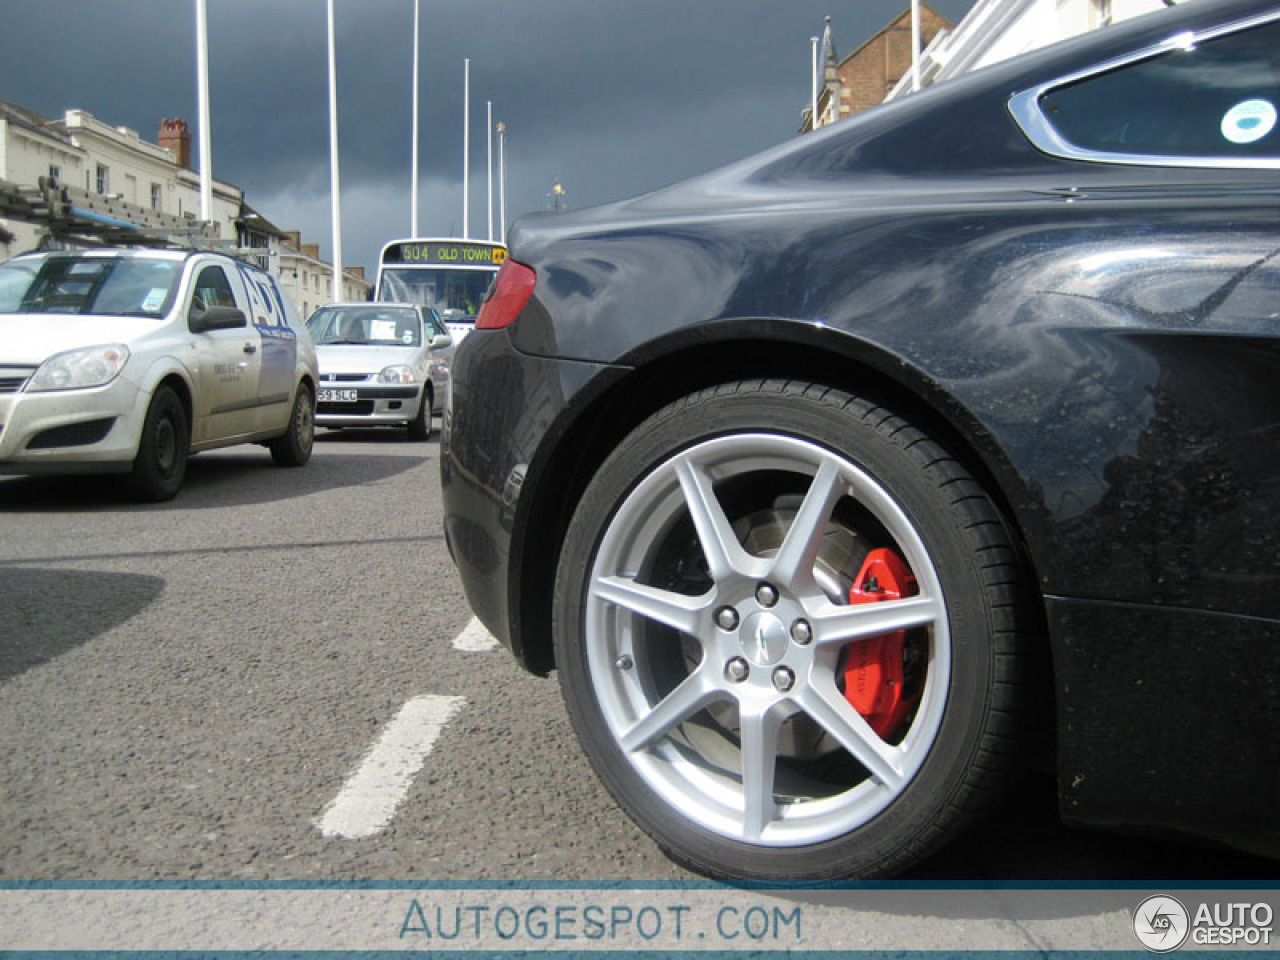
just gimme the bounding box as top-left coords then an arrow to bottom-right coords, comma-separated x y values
509,319 -> 1049,677
140,371 -> 194,452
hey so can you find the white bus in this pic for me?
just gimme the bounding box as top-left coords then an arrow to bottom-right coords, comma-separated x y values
374,237 -> 507,341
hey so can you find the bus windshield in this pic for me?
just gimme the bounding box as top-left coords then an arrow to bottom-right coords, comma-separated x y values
376,266 -> 494,322
375,239 -> 505,337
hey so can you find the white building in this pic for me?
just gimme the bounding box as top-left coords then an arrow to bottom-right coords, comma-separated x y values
0,99 -> 368,308
887,0 -> 1175,99
277,230 -> 369,320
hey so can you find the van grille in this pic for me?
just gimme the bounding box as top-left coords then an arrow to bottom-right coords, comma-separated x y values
0,367 -> 35,393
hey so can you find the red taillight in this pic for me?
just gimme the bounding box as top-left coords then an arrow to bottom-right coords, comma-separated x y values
476,259 -> 536,330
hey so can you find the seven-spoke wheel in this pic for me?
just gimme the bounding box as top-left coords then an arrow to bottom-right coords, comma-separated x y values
554,381 -> 1031,880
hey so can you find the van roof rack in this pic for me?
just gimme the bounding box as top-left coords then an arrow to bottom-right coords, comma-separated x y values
1,176 -> 251,256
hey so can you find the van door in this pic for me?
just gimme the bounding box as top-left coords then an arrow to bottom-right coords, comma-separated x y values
187,262 -> 263,443
234,262 -> 299,434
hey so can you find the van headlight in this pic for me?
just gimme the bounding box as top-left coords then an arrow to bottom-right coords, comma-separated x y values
27,345 -> 130,392
377,365 -> 415,384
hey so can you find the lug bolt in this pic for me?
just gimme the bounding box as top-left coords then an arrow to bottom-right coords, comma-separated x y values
715,607 -> 740,631
725,657 -> 750,683
772,666 -> 796,693
615,654 -> 634,671
756,583 -> 779,608
790,620 -> 813,646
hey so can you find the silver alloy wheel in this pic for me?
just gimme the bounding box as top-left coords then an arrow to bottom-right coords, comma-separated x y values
584,433 -> 950,847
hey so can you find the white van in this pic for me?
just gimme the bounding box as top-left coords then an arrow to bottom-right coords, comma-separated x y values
0,248 -> 318,501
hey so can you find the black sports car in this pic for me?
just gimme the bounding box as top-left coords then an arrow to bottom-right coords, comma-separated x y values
442,0 -> 1280,881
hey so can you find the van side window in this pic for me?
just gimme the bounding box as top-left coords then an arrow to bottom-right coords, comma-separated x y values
192,266 -> 236,313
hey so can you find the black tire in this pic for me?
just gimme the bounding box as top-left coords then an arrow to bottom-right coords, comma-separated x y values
407,387 -> 432,441
129,385 -> 189,502
269,386 -> 314,467
552,380 -> 1033,881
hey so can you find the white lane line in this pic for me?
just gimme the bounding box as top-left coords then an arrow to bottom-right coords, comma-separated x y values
452,616 -> 499,652
316,694 -> 466,839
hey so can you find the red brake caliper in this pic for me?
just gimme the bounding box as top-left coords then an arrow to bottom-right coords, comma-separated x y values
843,548 -> 919,738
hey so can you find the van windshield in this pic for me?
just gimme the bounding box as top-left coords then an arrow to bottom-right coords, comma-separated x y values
0,256 -> 181,317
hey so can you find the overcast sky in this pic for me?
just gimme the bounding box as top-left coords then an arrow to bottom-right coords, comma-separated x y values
1,0 -> 975,272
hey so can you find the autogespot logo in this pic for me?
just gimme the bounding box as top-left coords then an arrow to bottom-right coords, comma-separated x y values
1133,895 -> 1191,952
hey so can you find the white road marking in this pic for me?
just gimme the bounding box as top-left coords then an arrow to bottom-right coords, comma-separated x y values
452,616 -> 499,652
316,694 -> 466,839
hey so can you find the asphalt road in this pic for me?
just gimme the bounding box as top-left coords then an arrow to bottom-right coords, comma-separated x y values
1,428 -> 1273,885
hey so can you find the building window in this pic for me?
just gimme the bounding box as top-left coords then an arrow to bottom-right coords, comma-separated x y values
96,164 -> 109,195
48,164 -> 61,182
150,183 -> 162,212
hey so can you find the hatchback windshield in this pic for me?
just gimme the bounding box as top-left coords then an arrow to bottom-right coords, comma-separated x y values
308,305 -> 422,347
0,256 -> 181,317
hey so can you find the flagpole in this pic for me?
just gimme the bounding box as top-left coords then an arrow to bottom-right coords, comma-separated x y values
486,101 -> 494,242
810,35 -> 818,131
462,58 -> 470,239
911,0 -> 922,92
195,0 -> 213,220
327,0 -> 343,299
497,121 -> 507,246
411,0 -> 420,238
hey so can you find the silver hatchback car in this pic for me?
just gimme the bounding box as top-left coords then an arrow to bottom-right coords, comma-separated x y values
308,303 -> 452,441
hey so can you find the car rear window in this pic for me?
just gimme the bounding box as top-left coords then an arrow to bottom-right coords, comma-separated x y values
1040,18 -> 1280,161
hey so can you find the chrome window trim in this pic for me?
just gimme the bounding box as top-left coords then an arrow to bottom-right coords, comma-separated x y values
1008,8 -> 1280,171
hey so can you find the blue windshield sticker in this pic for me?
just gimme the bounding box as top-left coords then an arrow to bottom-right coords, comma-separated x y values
1221,98 -> 1276,145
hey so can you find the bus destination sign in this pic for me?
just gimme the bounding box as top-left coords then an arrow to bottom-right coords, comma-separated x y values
386,241 -> 507,267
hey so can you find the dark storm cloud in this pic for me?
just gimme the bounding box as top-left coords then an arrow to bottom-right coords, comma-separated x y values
1,0 -> 973,268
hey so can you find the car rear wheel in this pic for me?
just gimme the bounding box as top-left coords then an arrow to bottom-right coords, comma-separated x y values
553,380 -> 1033,880
128,385 -> 189,502
407,387 -> 432,441
269,386 -> 314,467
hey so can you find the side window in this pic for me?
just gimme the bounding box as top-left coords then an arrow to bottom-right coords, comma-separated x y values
192,265 -> 237,313
1039,19 -> 1280,160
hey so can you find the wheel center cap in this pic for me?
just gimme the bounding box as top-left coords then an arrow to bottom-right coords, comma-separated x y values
741,612 -> 789,666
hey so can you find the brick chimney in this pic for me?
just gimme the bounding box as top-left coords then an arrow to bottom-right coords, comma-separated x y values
302,243 -> 320,258
158,118 -> 192,170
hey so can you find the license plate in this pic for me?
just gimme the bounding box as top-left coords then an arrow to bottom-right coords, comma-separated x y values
319,388 -> 359,402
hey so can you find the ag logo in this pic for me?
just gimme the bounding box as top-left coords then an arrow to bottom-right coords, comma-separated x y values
1133,895 -> 1190,952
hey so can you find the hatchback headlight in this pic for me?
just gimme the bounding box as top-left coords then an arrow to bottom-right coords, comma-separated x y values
27,344 -> 130,392
377,365 -> 415,384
